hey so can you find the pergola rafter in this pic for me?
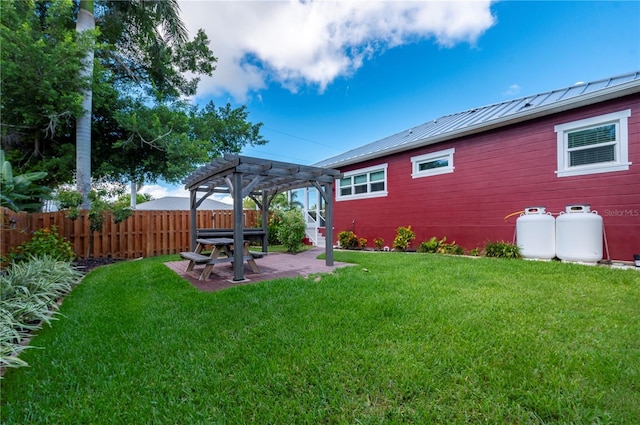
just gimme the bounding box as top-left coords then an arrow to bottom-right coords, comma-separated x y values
183,154 -> 342,282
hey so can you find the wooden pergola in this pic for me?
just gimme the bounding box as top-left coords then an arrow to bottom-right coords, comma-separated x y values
183,154 -> 342,282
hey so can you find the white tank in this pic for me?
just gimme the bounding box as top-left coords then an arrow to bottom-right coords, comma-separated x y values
516,207 -> 556,259
556,204 -> 603,262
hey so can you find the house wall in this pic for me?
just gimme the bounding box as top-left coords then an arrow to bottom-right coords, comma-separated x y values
332,94 -> 640,261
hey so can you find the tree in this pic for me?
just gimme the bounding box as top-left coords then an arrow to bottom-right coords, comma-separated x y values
0,0 -> 92,187
1,1 -> 267,195
75,0 -> 95,208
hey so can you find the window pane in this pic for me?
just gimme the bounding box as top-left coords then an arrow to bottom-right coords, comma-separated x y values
370,182 -> 385,192
419,159 -> 448,171
354,174 -> 367,184
340,177 -> 351,187
568,124 -> 615,149
570,145 -> 615,166
354,185 -> 367,194
340,187 -> 352,196
370,170 -> 384,181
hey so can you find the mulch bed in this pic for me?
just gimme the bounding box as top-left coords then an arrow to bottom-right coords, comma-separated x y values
72,257 -> 121,274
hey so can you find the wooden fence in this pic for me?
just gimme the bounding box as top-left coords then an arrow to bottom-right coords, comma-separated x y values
0,208 -> 260,259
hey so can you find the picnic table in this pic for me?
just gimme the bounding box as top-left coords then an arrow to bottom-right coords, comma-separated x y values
180,238 -> 263,281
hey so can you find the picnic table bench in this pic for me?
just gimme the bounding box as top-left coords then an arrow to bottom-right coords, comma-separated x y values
180,237 -> 264,281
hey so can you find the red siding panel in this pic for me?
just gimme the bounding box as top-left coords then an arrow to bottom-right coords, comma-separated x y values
334,95 -> 640,261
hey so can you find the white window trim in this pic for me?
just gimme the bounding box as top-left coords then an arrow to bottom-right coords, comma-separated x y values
555,109 -> 631,178
411,148 -> 455,179
337,163 -> 388,201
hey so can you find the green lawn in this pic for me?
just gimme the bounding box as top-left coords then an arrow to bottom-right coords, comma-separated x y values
2,252 -> 639,424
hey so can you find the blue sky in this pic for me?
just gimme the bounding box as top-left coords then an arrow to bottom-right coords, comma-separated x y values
145,0 -> 640,199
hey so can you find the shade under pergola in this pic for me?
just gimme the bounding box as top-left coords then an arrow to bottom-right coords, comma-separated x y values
183,154 -> 342,282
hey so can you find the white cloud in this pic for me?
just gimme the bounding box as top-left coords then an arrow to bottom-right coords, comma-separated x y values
179,0 -> 496,101
503,83 -> 521,96
140,184 -> 190,200
140,184 -> 233,204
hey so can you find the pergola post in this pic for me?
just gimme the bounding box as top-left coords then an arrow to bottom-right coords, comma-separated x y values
323,182 -> 334,266
261,190 -> 269,253
189,189 -> 197,251
232,171 -> 245,281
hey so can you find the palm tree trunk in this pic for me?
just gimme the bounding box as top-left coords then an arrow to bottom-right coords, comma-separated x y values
76,0 -> 95,209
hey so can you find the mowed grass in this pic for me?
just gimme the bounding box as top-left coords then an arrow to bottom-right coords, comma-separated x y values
1,252 -> 639,424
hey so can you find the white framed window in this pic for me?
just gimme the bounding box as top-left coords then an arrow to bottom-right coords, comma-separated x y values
411,148 -> 455,178
555,109 -> 631,177
337,164 -> 388,201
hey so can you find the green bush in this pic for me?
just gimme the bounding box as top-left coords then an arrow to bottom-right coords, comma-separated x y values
373,238 -> 384,250
484,241 -> 521,259
276,210 -> 306,253
418,236 -> 443,253
393,225 -> 415,251
0,149 -> 51,213
6,226 -> 75,264
418,236 -> 464,255
337,231 -> 359,249
1,256 -> 83,371
441,242 -> 464,255
267,210 -> 284,244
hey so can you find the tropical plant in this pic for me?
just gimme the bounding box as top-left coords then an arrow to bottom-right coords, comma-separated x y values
418,236 -> 464,255
276,210 -> 306,253
1,255 -> 83,371
267,209 -> 284,245
337,231 -> 359,249
393,225 -> 415,251
5,226 -> 75,264
484,241 -> 521,259
470,247 -> 482,256
0,150 -> 51,212
440,242 -> 464,255
418,236 -> 444,253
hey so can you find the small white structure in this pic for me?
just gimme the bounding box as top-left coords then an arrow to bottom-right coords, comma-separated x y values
135,196 -> 232,211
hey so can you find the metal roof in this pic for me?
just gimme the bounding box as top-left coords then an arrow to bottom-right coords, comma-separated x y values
314,71 -> 640,168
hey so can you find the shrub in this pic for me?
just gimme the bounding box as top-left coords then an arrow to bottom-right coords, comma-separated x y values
358,238 -> 367,249
393,226 -> 415,251
484,241 -> 521,259
337,231 -> 359,249
1,256 -> 83,371
441,242 -> 465,255
267,210 -> 284,244
418,236 -> 464,255
276,210 -> 306,253
373,238 -> 384,250
418,236 -> 443,253
6,226 -> 75,264
0,149 -> 51,212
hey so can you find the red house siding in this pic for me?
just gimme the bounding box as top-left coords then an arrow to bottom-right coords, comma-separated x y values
333,94 -> 640,261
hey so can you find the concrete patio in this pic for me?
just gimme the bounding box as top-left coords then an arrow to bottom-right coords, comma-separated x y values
165,247 -> 354,292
